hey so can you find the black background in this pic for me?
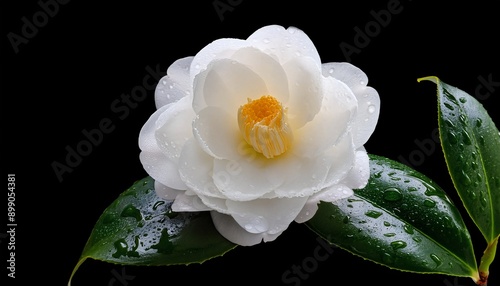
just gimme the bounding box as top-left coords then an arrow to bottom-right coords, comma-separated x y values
2,0 -> 499,285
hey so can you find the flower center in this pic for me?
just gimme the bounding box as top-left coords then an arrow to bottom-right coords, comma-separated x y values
237,95 -> 293,158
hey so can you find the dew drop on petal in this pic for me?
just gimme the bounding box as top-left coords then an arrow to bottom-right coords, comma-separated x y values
368,105 -> 376,114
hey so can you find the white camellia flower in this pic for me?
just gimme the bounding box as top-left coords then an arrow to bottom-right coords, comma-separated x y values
139,25 -> 380,246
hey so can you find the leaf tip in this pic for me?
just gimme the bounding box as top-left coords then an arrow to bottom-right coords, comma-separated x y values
417,76 -> 440,84
68,257 -> 87,286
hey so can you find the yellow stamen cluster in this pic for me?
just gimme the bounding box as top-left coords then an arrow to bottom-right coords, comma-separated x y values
237,95 -> 293,158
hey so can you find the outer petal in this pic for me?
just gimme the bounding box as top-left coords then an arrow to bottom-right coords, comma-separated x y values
247,25 -> 321,68
341,148 -> 370,190
154,180 -> 182,201
283,57 -> 324,129
139,104 -> 171,153
292,76 -> 357,158
322,132 -> 356,188
323,62 -> 380,148
295,184 -> 354,223
139,151 -> 186,190
171,193 -> 212,212
155,96 -> 195,163
226,196 -> 308,235
155,57 -> 193,108
192,59 -> 269,113
139,104 -> 187,190
192,106 -> 242,160
211,212 -> 282,246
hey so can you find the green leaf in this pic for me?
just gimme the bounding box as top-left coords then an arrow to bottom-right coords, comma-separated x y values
69,176 -> 236,285
306,155 -> 478,278
419,76 -> 500,243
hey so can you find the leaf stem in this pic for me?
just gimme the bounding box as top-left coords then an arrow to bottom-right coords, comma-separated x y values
476,235 -> 499,286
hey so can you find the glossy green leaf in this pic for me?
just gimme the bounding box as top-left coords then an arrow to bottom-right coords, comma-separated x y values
306,155 -> 478,278
419,76 -> 500,243
69,176 -> 236,285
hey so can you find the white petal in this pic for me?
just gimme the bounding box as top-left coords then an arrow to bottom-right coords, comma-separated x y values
139,104 -> 187,190
294,201 -> 319,223
247,25 -> 321,68
230,47 -> 289,104
190,38 -> 252,84
138,104 -> 171,153
312,184 -> 354,203
171,193 -> 212,212
322,132 -> 356,188
193,59 -> 269,113
341,148 -> 370,189
155,57 -> 193,108
226,197 -> 308,236
139,151 -> 186,190
192,106 -> 242,160
197,194 -> 229,214
323,62 -> 380,148
295,184 -> 354,224
212,155 -> 278,201
211,212 -> 282,246
269,152 -> 331,198
154,180 -> 182,200
282,56 -> 323,129
178,138 -> 225,199
292,76 -> 357,158
155,96 -> 195,162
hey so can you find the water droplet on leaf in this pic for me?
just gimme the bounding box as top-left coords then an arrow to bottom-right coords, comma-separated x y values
430,253 -> 442,267
404,224 -> 414,234
153,201 -> 165,211
383,188 -> 403,202
444,102 -> 454,111
343,216 -> 350,224
423,199 -> 436,208
112,239 -> 128,258
390,240 -> 407,250
365,210 -> 383,218
121,204 -> 143,222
